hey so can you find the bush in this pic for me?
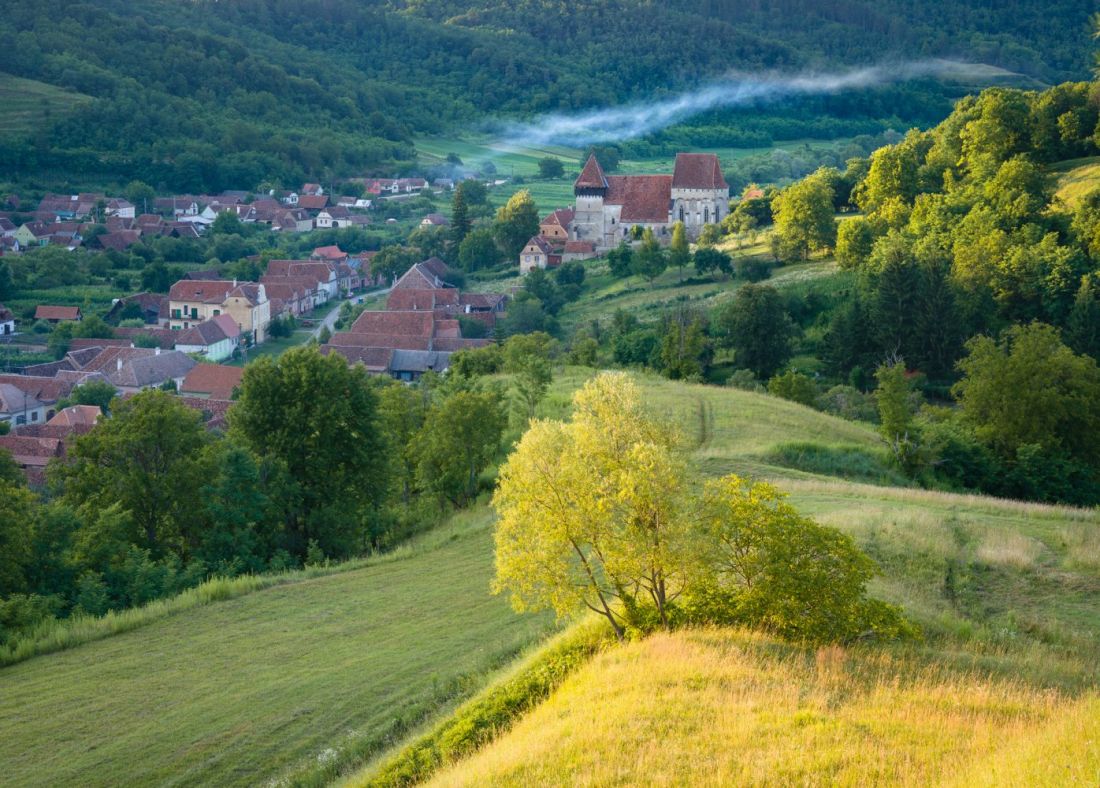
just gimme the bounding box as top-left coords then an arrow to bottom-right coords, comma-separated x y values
767,370 -> 818,407
818,385 -> 877,422
735,257 -> 772,281
725,369 -> 764,392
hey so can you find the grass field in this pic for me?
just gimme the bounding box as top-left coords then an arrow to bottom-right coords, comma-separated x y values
1053,155 -> 1100,209
0,510 -> 555,787
427,629 -> 1100,787
0,74 -> 92,138
359,371 -> 1100,787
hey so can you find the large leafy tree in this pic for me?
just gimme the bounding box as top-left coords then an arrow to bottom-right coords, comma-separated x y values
953,322 -> 1100,468
668,221 -> 690,282
230,347 -> 388,558
54,390 -> 208,556
632,228 -> 667,284
414,385 -> 506,506
771,168 -> 837,262
494,189 -> 540,260
714,284 -> 794,379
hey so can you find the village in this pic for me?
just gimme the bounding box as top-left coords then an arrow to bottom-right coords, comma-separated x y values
0,152 -> 733,488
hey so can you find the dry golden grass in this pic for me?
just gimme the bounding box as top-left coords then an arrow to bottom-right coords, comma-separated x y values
428,628 -> 1097,787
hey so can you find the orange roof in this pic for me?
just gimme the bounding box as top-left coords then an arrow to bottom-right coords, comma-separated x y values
180,364 -> 244,399
34,305 -> 81,320
574,155 -> 608,191
605,175 -> 673,223
350,311 -> 436,337
168,280 -> 235,304
671,153 -> 728,190
47,405 -> 102,428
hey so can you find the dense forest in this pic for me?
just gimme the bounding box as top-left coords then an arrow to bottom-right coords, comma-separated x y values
0,0 -> 1095,192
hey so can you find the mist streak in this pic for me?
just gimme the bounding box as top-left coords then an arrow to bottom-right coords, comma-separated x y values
496,59 -> 986,148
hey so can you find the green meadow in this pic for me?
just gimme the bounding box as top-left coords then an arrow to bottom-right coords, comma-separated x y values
0,74 -> 92,138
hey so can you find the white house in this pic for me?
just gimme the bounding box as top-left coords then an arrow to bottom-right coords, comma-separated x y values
172,314 -> 241,362
0,384 -> 46,427
0,304 -> 15,335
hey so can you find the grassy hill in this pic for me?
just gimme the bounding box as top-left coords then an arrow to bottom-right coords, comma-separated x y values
0,510 -> 554,787
425,628 -> 1100,786
4,370 -> 1098,786
339,371 -> 1100,786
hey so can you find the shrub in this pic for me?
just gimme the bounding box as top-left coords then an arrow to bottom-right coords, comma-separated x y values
725,369 -> 764,392
767,370 -> 818,407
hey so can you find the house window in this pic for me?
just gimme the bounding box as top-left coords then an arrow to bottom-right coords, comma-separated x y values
15,415 -> 25,425
213,309 -> 220,316
171,309 -> 181,319
31,411 -> 38,422
191,308 -> 198,319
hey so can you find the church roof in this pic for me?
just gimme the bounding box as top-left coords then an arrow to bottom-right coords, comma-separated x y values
606,175 -> 673,223
574,155 -> 608,191
672,153 -> 728,190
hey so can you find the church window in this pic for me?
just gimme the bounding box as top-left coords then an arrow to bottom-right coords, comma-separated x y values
679,205 -> 684,221
704,207 -> 709,223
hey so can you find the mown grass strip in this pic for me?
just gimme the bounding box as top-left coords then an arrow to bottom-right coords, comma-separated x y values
0,534 -> 441,669
333,619 -> 613,788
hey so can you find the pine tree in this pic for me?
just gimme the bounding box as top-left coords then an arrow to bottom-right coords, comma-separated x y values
450,184 -> 471,247
669,221 -> 690,283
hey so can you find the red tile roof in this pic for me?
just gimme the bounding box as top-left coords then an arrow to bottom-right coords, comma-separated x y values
297,194 -> 329,211
672,153 -> 728,190
327,332 -> 432,351
320,345 -> 393,372
180,364 -> 244,399
35,305 -> 81,321
541,207 -> 575,228
168,280 -> 235,304
605,175 -> 673,223
47,405 -> 101,428
575,155 -> 608,190
351,310 -> 436,337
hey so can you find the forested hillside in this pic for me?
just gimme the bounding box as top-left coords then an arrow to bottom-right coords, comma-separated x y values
0,0 -> 1095,192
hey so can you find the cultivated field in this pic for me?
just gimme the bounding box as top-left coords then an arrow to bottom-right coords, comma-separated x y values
0,74 -> 92,138
0,510 -> 554,787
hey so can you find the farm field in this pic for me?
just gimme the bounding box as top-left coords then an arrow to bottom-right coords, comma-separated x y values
0,74 -> 92,138
0,510 -> 555,788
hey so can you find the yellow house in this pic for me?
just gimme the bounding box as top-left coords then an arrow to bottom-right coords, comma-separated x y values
168,280 -> 271,345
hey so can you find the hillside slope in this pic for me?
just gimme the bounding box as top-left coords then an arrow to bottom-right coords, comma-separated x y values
0,510 -> 553,788
1,0 -> 1095,190
341,371 -> 1100,786
426,628 -> 1100,786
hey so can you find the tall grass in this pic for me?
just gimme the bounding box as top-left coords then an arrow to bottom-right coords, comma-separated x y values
426,628 -> 1092,787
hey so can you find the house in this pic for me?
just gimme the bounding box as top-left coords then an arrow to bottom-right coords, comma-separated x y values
47,405 -> 102,429
173,314 -> 241,361
540,208 -> 575,241
420,213 -> 449,228
0,304 -> 14,335
180,363 -> 244,400
297,194 -> 329,212
0,433 -> 63,486
519,235 -> 557,274
113,326 -> 177,349
315,206 -> 351,229
168,280 -> 271,344
98,229 -> 142,252
106,292 -> 169,326
0,383 -> 46,426
0,218 -> 16,237
562,240 -> 598,262
388,350 -> 451,381
301,183 -> 324,196
14,223 -> 50,248
572,153 -> 729,248
35,305 -> 82,323
154,197 -> 200,217
0,374 -> 73,417
273,208 -> 313,233
106,198 -> 135,218
265,260 -> 340,302
311,245 -> 349,264
397,178 -> 428,193
76,346 -> 195,391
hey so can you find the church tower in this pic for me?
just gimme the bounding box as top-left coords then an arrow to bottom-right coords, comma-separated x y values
572,154 -> 608,245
